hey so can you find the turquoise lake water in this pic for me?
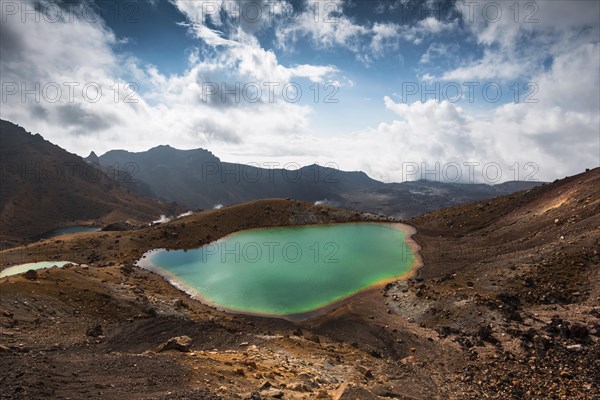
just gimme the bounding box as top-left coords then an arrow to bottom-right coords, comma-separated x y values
138,223 -> 418,317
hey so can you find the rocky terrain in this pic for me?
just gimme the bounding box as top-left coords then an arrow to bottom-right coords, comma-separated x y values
0,169 -> 598,399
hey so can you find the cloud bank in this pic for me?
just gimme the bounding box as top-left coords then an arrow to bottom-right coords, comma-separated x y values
0,0 -> 598,183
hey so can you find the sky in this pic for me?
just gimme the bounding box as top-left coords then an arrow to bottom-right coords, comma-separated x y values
1,0 -> 599,183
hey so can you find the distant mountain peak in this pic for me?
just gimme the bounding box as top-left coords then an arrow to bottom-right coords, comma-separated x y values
85,151 -> 100,165
143,144 -> 220,162
147,144 -> 213,154
0,119 -> 177,244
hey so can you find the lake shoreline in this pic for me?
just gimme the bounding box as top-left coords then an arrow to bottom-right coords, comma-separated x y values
136,222 -> 424,321
0,261 -> 75,278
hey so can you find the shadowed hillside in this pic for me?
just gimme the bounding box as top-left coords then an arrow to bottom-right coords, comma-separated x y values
93,146 -> 543,217
0,120 -> 181,247
94,146 -> 379,209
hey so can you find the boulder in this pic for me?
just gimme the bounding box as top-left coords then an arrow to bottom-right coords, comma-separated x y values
356,364 -> 374,379
120,264 -> 135,275
156,335 -> 193,352
569,323 -> 589,339
333,383 -> 379,400
259,389 -> 283,399
86,324 -> 103,337
23,269 -> 38,280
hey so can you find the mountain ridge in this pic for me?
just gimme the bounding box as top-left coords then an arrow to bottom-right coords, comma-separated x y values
0,120 -> 182,247
90,145 -> 544,217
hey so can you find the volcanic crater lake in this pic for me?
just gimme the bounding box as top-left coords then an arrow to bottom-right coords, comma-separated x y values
137,223 -> 420,318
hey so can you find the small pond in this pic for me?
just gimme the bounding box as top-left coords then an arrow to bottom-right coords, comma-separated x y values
0,261 -> 74,278
33,226 -> 100,240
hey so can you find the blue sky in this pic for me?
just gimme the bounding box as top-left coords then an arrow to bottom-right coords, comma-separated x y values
1,0 -> 599,182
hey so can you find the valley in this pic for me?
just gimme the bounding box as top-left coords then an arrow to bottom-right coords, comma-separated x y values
2,2 -> 598,398
1,165 -> 598,399
89,145 -> 543,220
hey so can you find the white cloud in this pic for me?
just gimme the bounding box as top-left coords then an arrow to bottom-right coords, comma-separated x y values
401,17 -> 456,45
0,0 -> 597,186
171,0 -> 294,36
441,0 -> 600,81
169,0 -> 228,26
440,49 -> 526,80
180,22 -> 239,47
275,1 -> 456,62
371,22 -> 401,54
534,42 -> 600,113
420,42 -> 450,64
288,64 -> 339,83
0,0 -> 335,155
275,0 -> 368,52
318,96 -> 598,183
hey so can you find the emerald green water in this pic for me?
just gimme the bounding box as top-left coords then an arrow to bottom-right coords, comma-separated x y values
138,223 -> 417,317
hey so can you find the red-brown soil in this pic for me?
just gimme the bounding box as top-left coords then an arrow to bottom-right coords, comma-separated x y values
0,169 -> 598,399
